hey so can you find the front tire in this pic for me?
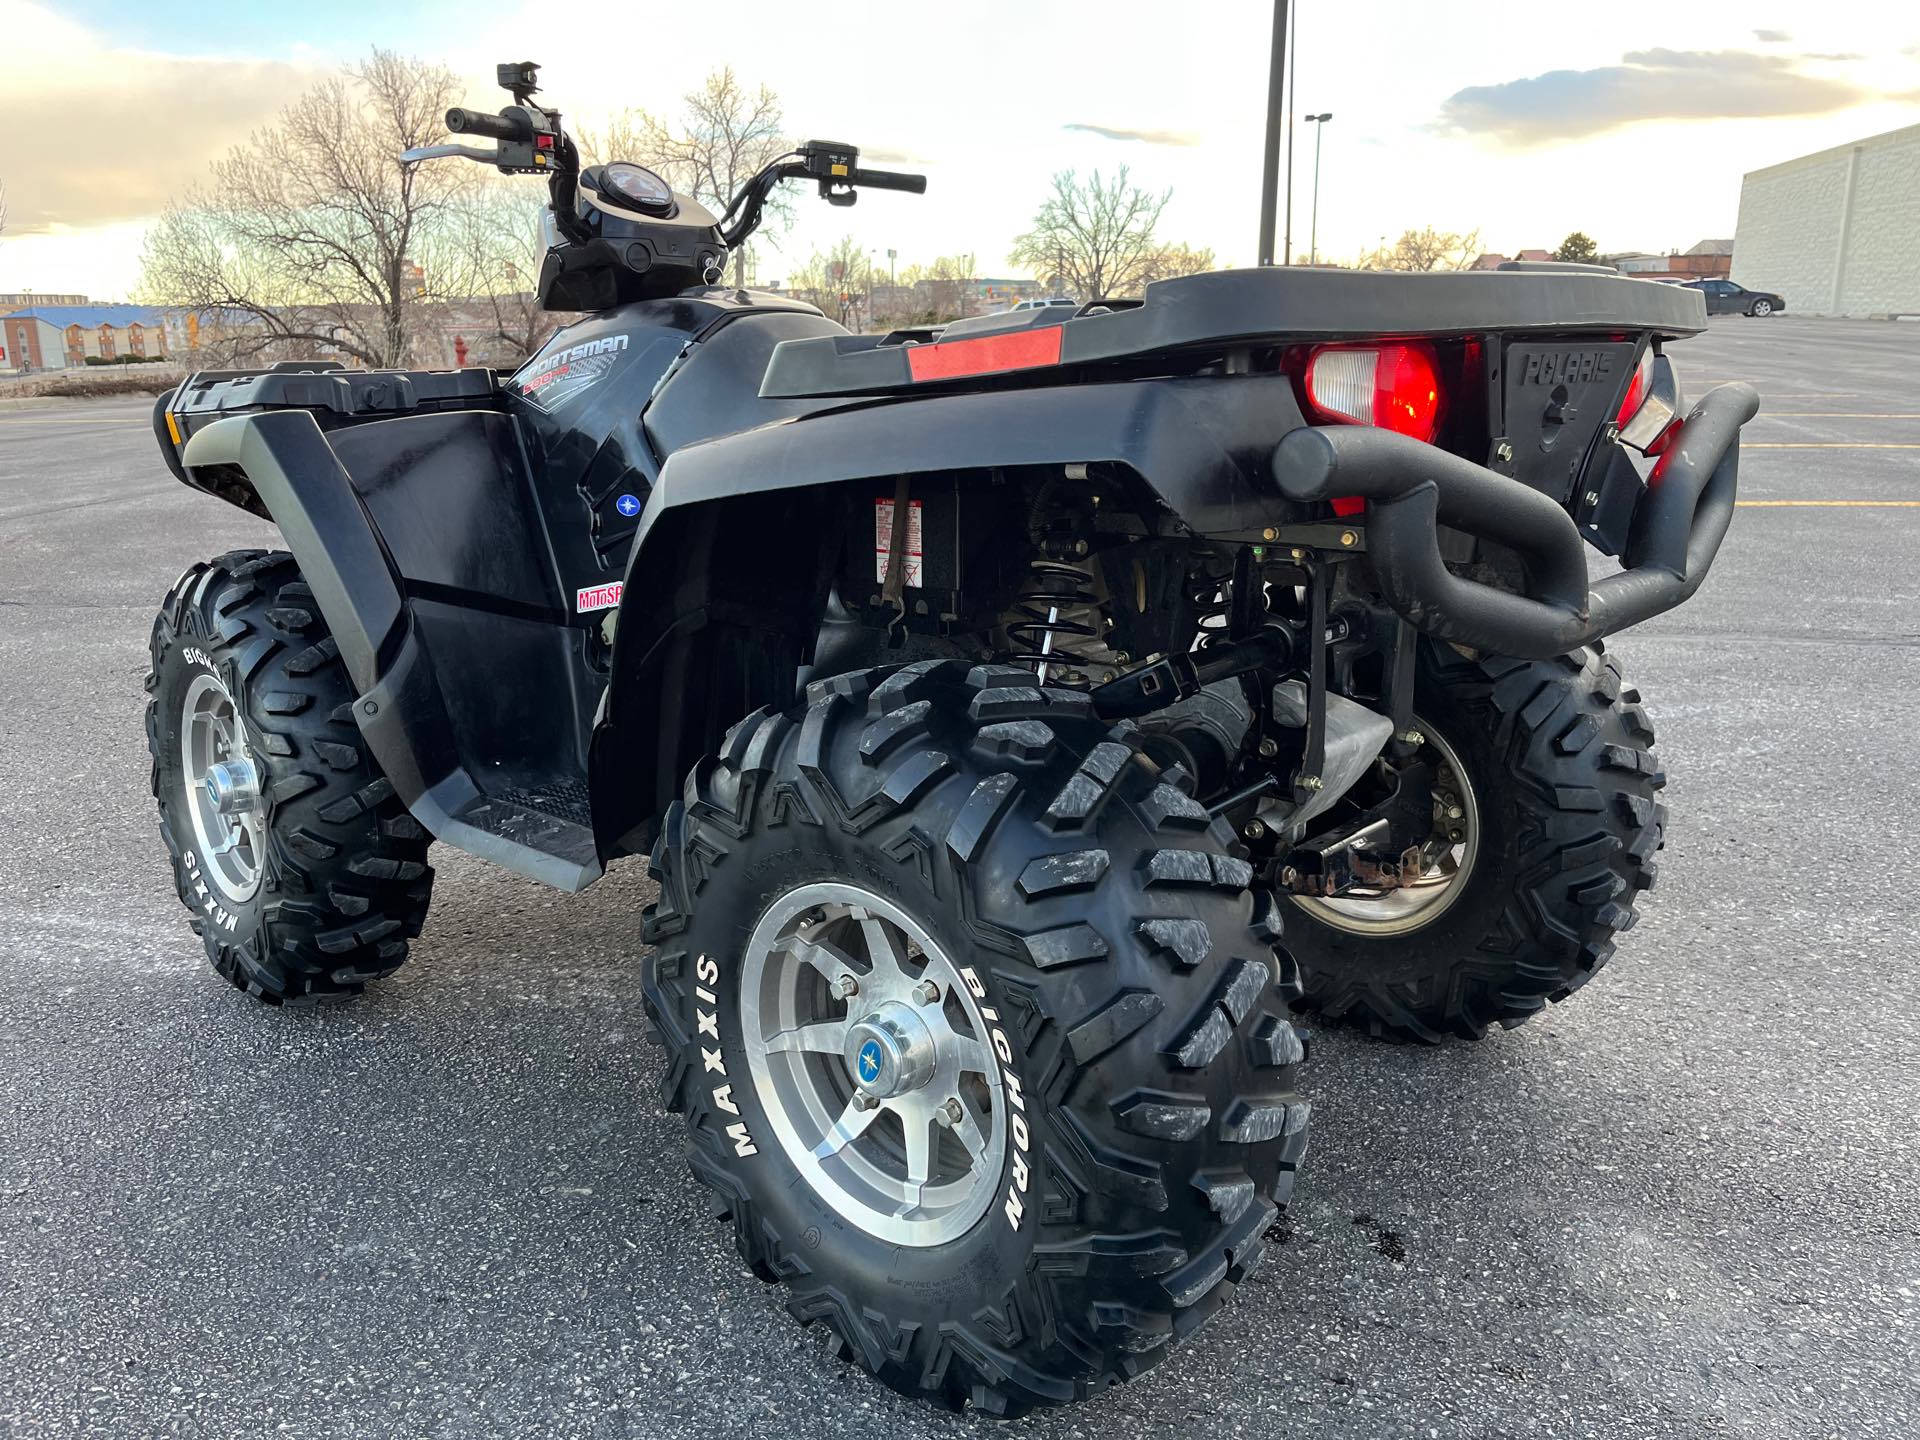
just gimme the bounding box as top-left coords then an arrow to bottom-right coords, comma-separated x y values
1750,298 -> 1774,316
146,550 -> 434,1003
643,661 -> 1309,1416
1286,643 -> 1665,1043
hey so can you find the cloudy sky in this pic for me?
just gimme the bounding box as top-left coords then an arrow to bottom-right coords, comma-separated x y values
2,0 -> 1917,297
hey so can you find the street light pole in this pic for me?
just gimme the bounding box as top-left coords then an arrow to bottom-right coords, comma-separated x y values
1283,0 -> 1297,264
1305,112 -> 1332,266
1256,0 -> 1291,266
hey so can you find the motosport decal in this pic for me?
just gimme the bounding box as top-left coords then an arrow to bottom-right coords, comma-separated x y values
511,333 -> 630,409
576,581 -> 624,614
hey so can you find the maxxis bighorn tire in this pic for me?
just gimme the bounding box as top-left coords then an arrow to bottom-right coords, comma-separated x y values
146,550 -> 434,1003
1288,642 -> 1665,1043
642,660 -> 1309,1416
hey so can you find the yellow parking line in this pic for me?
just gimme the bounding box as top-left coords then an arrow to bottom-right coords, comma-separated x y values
1736,500 -> 1920,507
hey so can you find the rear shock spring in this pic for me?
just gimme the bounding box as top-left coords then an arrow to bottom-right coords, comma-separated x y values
1004,559 -> 1106,687
1189,546 -> 1236,648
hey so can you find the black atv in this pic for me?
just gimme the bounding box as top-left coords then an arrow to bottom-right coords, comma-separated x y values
143,61 -> 1757,1416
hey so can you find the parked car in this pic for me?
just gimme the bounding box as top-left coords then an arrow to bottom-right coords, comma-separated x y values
1009,296 -> 1076,312
1683,278 -> 1785,316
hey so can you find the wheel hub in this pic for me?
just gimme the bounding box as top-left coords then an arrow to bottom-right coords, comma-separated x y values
203,758 -> 261,817
740,882 -> 1009,1247
1289,715 -> 1480,936
180,671 -> 269,904
846,1003 -> 938,1100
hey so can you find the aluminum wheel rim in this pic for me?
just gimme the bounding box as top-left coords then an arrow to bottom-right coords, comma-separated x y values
180,671 -> 266,904
740,881 -> 1007,1248
1292,718 -> 1480,937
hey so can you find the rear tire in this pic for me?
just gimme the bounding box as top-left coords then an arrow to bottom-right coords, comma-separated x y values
1285,642 -> 1665,1043
146,550 -> 434,1003
643,660 -> 1309,1415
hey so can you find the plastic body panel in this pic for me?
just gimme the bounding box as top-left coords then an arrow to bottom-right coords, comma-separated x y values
761,267 -> 1709,398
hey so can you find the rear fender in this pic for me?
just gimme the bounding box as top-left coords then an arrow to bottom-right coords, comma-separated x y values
588,374 -> 1303,855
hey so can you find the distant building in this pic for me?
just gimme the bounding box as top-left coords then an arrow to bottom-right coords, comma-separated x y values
1,304 -> 168,373
1734,122 -> 1920,316
0,292 -> 90,312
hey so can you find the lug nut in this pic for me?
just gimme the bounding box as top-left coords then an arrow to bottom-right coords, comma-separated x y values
939,1098 -> 964,1127
913,979 -> 940,1005
851,1091 -> 878,1111
1447,805 -> 1464,821
831,974 -> 860,999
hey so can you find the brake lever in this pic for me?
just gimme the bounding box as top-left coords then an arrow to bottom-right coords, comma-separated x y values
399,143 -> 498,165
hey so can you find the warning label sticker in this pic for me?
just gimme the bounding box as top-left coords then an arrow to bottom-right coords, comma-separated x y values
874,498 -> 924,588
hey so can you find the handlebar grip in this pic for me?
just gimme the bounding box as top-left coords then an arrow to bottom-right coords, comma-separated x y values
446,107 -> 526,142
848,168 -> 927,194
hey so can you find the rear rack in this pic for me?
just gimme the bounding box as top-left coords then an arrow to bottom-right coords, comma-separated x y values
760,266 -> 1708,399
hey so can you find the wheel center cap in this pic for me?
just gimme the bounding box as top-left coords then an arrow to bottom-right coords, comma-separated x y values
845,1003 -> 937,1100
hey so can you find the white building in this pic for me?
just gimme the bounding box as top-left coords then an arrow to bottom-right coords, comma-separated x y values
1732,122 -> 1920,318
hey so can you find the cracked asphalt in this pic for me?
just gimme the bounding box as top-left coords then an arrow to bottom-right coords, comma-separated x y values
1,316 -> 1916,1438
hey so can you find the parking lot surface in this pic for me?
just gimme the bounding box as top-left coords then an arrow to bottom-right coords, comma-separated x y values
1,316 -> 1916,1438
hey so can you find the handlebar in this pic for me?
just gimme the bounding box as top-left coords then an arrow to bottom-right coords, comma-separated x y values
446,107 -> 529,142
847,167 -> 926,194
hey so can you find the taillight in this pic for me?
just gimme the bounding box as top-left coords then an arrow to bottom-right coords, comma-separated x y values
1302,343 -> 1443,516
1616,346 -> 1682,456
1304,343 -> 1443,442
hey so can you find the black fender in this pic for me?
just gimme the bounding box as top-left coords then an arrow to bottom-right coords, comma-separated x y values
587,374 -> 1305,857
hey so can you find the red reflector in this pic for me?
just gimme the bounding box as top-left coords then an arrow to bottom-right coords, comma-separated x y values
537,133 -> 554,149
1303,342 -> 1441,442
1330,496 -> 1365,517
906,325 -> 1063,382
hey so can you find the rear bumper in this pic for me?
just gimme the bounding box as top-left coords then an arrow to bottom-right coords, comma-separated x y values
1272,381 -> 1762,658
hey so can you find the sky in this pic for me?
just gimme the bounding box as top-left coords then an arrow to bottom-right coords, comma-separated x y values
1,0 -> 1917,299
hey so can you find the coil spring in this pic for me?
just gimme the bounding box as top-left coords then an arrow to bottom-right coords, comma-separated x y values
1189,548 -> 1235,647
1005,559 -> 1106,686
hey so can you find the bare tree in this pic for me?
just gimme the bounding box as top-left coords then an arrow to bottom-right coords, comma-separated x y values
889,254 -> 977,326
1355,226 -> 1484,273
431,179 -> 561,364
788,236 -> 875,330
1135,242 -> 1217,288
137,50 -> 476,367
1009,167 -> 1169,301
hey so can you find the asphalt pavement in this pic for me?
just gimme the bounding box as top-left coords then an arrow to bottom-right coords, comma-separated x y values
1,316 -> 1916,1438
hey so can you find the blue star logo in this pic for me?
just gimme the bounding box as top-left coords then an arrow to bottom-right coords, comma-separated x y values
615,493 -> 641,518
857,1040 -> 883,1085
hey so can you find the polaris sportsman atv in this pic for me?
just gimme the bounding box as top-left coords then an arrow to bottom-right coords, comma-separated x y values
143,61 -> 1757,1416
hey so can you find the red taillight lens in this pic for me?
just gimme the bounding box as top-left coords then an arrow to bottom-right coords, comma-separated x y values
1304,342 -> 1443,442
1616,349 -> 1652,429
1616,346 -> 1682,455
